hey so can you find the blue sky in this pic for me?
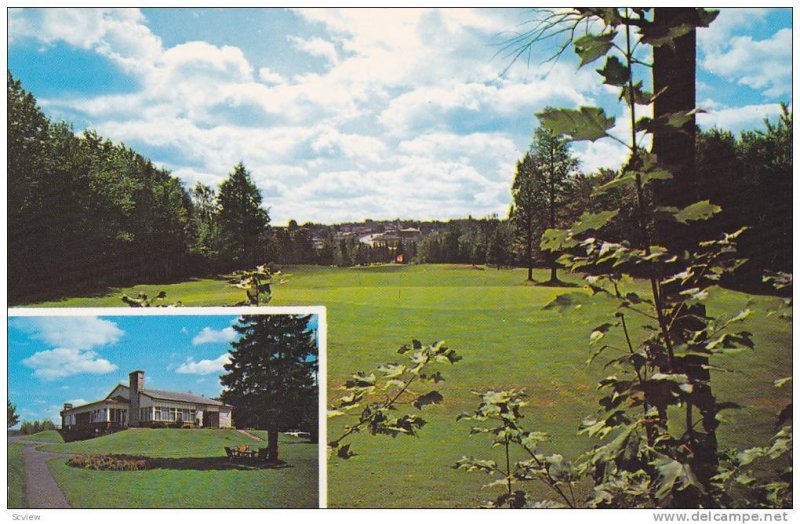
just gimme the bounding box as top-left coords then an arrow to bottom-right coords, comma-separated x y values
7,8 -> 793,224
8,314 -> 318,425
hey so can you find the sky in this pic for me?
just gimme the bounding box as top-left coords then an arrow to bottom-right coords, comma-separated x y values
8,313 -> 319,425
6,8 -> 793,224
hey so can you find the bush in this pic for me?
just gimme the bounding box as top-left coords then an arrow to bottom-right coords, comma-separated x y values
67,454 -> 152,471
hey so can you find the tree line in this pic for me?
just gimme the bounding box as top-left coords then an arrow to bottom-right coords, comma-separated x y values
8,72 -> 272,302
9,68 -> 790,302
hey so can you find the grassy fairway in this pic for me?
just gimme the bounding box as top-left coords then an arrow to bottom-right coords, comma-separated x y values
8,443 -> 26,508
22,264 -> 792,507
44,429 -> 317,508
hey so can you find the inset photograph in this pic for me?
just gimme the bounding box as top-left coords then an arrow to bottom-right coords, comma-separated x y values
8,309 -> 321,509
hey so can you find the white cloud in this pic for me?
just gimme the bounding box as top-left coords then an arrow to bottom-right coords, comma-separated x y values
12,317 -> 124,350
697,103 -> 785,134
258,67 -> 286,85
288,35 -> 339,65
702,28 -> 791,98
9,8 -> 162,72
176,354 -> 231,375
697,8 -> 771,53
22,348 -> 118,380
9,8 -> 787,224
66,398 -> 88,406
192,326 -> 237,345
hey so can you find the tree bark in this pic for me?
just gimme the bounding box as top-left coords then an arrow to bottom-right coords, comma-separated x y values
652,8 -> 698,252
651,8 -> 717,506
267,427 -> 279,462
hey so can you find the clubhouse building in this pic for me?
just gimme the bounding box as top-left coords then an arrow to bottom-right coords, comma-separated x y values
60,370 -> 233,431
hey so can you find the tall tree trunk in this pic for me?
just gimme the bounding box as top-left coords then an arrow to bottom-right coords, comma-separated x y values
548,145 -> 558,282
653,8 -> 698,252
267,427 -> 279,462
651,8 -> 717,505
526,219 -> 533,281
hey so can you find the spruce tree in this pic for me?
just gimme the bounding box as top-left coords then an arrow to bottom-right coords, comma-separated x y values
220,314 -> 318,460
217,162 -> 270,270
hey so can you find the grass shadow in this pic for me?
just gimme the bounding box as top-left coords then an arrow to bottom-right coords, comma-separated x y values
351,264 -> 407,273
11,275 -> 220,306
152,457 -> 294,471
535,279 -> 580,288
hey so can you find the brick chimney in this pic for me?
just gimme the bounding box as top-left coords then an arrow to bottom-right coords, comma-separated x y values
63,403 -> 73,411
128,370 -> 144,426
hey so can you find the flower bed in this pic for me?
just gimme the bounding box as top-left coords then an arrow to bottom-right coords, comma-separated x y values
67,454 -> 152,471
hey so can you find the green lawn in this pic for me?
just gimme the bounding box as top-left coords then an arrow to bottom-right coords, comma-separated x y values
21,264 -> 792,508
44,429 -> 318,508
17,430 -> 64,443
8,443 -> 26,508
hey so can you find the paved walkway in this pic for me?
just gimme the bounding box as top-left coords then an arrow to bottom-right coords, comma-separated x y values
237,429 -> 264,442
10,438 -> 71,509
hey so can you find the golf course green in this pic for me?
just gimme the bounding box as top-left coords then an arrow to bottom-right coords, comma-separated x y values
20,264 -> 792,507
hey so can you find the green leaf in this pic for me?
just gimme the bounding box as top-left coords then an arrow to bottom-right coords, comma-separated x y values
543,292 -> 590,313
537,107 -> 615,142
573,32 -> 617,67
656,200 -> 721,225
589,323 -> 614,345
344,372 -> 376,388
651,456 -> 704,502
736,447 -> 765,466
650,373 -> 689,383
454,456 -> 497,473
664,109 -> 704,129
540,228 -> 576,252
520,431 -> 550,450
572,210 -> 619,235
641,13 -> 715,48
593,169 -> 672,196
774,377 -> 792,389
413,391 -> 444,410
620,81 -> 652,106
596,55 -> 628,86
337,444 -> 355,460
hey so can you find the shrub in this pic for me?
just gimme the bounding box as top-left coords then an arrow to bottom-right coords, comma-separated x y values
67,454 -> 152,471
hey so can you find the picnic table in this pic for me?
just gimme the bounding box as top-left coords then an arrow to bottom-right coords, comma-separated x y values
225,446 -> 271,462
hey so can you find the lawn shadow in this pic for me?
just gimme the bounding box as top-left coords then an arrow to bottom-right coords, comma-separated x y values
12,275 -> 218,306
151,457 -> 293,471
351,264 -> 407,273
535,279 -> 580,288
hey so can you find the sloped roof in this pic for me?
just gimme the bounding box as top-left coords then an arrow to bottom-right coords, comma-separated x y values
141,388 -> 228,407
61,395 -> 129,413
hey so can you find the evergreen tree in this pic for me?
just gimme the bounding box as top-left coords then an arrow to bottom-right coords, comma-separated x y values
510,152 -> 546,280
191,181 -> 222,268
217,162 -> 270,270
8,401 -> 19,429
530,124 -> 579,283
220,314 -> 318,460
485,219 -> 511,270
